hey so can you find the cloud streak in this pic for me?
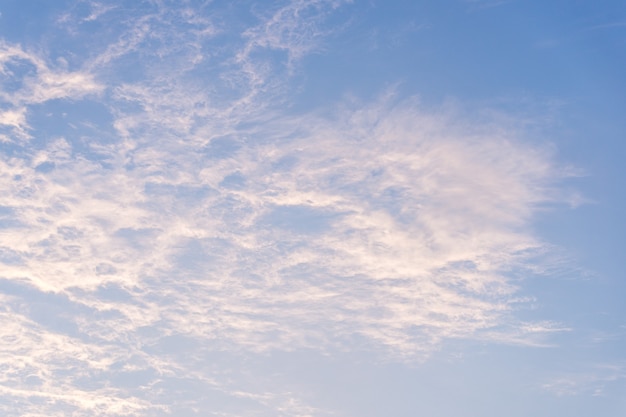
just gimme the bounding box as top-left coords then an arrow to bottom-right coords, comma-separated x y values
542,362 -> 626,397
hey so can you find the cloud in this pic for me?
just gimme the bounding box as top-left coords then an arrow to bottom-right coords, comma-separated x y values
0,42 -> 102,105
0,92 -> 571,355
0,0 -> 579,415
0,294 -> 164,416
0,41 -> 102,145
586,21 -> 626,31
464,0 -> 514,11
0,107 -> 29,139
241,0 -> 350,61
542,363 -> 626,397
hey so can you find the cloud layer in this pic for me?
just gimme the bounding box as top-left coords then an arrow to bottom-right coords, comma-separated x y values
0,1 -> 576,415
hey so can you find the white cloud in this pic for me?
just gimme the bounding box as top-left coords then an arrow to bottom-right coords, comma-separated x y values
0,299 -> 164,416
0,93 -> 571,355
241,0 -> 349,61
0,0 -> 582,415
0,42 -> 102,106
0,106 -> 29,138
0,41 -> 102,145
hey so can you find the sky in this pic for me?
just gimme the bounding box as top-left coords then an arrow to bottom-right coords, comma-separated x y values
0,0 -> 625,416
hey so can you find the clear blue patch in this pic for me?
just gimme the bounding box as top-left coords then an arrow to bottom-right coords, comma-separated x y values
171,238 -> 215,272
95,263 -> 118,276
219,172 -> 246,189
114,227 -> 160,249
94,282 -> 134,302
57,226 -> 83,240
0,56 -> 37,93
272,155 -> 298,171
34,161 -> 55,173
144,183 -> 216,205
202,136 -> 242,159
28,99 -> 116,149
261,205 -> 340,234
0,278 -> 102,338
0,206 -> 23,229
0,246 -> 23,265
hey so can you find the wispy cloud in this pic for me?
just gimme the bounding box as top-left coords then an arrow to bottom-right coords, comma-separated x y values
1,91 -> 571,354
586,21 -> 626,31
0,106 -> 29,139
0,41 -> 102,144
464,0 -> 514,11
542,362 -> 626,397
0,0 -> 580,415
241,0 -> 350,62
0,43 -> 102,105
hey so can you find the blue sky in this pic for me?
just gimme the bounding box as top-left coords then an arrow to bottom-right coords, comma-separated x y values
0,0 -> 624,416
